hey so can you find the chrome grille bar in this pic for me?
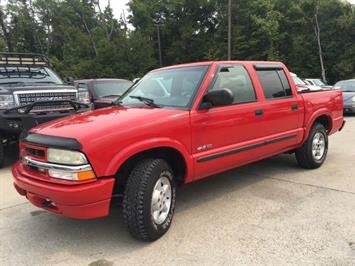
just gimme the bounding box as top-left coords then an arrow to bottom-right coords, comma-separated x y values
23,156 -> 92,172
14,89 -> 78,112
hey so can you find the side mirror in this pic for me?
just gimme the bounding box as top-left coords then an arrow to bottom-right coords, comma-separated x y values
65,76 -> 74,85
201,89 -> 234,109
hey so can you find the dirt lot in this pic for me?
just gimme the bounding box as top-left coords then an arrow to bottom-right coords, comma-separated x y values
0,116 -> 354,266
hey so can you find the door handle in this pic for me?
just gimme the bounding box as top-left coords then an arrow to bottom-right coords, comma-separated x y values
291,105 -> 299,111
255,109 -> 264,116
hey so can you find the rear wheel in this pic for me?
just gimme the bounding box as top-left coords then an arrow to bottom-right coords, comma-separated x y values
123,159 -> 176,241
295,123 -> 328,169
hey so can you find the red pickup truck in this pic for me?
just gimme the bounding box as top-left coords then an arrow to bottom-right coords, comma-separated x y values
12,61 -> 345,241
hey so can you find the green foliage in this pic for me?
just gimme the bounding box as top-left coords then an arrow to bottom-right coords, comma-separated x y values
0,0 -> 156,80
128,0 -> 355,83
0,0 -> 354,83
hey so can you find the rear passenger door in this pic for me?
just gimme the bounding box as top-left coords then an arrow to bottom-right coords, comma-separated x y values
253,65 -> 304,146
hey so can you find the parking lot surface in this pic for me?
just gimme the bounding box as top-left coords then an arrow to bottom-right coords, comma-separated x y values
1,116 -> 354,265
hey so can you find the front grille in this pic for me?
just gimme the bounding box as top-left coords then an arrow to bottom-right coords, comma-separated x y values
15,90 -> 77,112
25,147 -> 45,158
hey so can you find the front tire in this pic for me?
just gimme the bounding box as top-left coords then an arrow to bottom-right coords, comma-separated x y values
123,159 -> 176,241
295,123 -> 328,169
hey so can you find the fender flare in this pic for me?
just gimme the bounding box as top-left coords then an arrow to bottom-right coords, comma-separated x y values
104,138 -> 194,180
304,108 -> 332,140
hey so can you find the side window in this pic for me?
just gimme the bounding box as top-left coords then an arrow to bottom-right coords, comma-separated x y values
256,69 -> 292,99
277,70 -> 292,96
210,65 -> 256,104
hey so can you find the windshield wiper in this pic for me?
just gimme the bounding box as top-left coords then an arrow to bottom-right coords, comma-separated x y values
101,94 -> 121,98
129,96 -> 161,108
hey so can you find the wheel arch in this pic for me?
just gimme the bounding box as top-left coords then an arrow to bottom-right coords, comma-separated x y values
105,139 -> 193,193
305,110 -> 332,140
314,115 -> 332,132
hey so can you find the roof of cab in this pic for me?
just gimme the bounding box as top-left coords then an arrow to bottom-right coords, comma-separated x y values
153,60 -> 285,72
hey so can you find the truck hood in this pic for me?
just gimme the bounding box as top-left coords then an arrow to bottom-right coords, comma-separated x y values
30,106 -> 188,144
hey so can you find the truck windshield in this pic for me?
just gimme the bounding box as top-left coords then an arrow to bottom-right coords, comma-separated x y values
119,66 -> 209,108
94,80 -> 133,98
0,66 -> 64,86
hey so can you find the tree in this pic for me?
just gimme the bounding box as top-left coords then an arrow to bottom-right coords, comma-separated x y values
313,0 -> 327,83
0,4 -> 13,51
0,0 -> 353,84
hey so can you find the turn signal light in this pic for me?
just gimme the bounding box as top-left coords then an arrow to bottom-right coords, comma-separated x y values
48,169 -> 96,181
77,170 -> 96,181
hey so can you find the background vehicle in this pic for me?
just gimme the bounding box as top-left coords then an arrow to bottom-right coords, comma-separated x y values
305,78 -> 333,89
13,61 -> 344,241
0,53 -> 91,167
334,79 -> 355,113
291,73 -> 322,91
75,79 -> 132,109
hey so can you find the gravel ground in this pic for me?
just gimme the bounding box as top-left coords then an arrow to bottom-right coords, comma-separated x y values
0,116 -> 354,266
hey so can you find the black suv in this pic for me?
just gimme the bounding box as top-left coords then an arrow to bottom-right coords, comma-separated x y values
0,53 -> 91,167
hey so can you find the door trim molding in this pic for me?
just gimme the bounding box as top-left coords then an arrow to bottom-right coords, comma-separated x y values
196,134 -> 297,163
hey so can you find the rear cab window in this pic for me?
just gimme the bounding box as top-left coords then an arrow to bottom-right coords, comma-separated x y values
255,67 -> 292,99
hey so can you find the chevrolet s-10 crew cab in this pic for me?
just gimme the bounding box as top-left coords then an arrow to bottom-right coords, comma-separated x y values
12,61 -> 345,241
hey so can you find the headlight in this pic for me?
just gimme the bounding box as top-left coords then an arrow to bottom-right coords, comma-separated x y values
77,89 -> 91,104
0,94 -> 15,109
47,148 -> 88,165
352,96 -> 355,102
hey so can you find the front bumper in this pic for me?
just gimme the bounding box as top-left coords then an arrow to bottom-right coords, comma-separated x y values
12,162 -> 115,219
0,111 -> 77,136
0,100 -> 92,137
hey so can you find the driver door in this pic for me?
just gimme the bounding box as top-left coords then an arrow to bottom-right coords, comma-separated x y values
190,64 -> 267,180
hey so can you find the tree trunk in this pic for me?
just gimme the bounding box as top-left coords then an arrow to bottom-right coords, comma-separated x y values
96,0 -> 114,41
227,0 -> 232,60
28,0 -> 44,54
46,23 -> 51,57
314,12 -> 327,83
78,12 -> 98,56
